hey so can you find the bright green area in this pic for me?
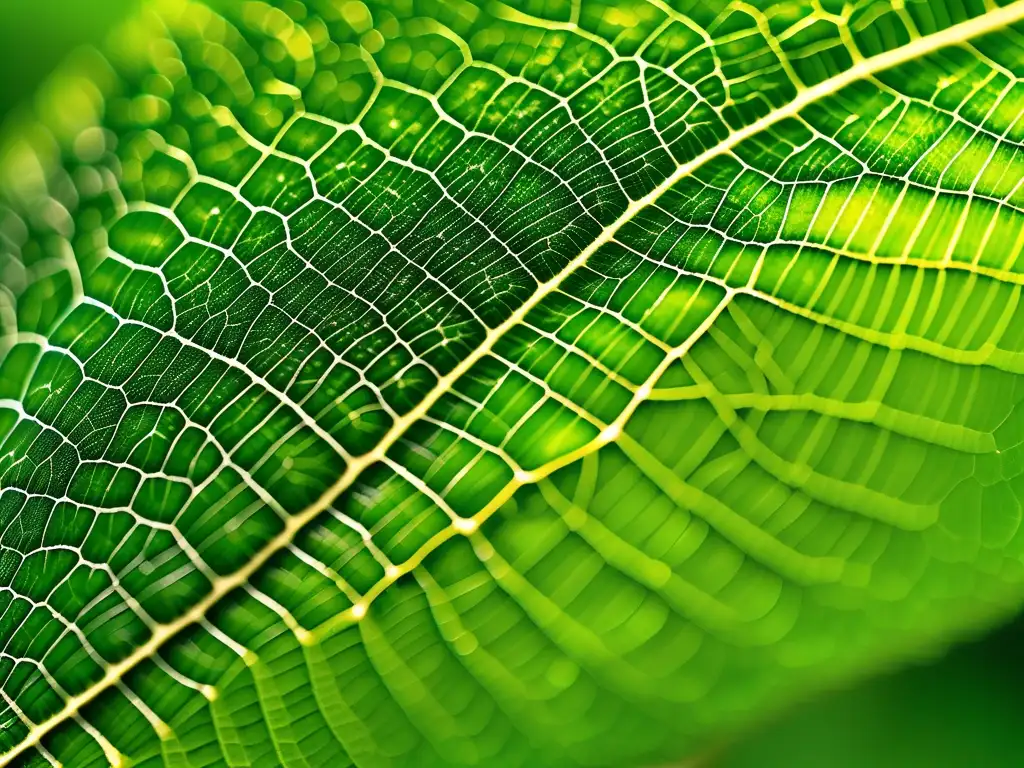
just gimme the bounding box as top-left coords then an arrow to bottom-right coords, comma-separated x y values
2,0 -> 1024,766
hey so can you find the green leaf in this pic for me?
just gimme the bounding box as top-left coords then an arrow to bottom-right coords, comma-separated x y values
2,0 -> 1024,765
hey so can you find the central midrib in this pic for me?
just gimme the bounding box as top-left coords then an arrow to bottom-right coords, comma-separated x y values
8,4 -> 1024,762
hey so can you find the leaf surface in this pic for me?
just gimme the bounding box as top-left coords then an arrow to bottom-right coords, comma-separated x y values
2,0 -> 1024,765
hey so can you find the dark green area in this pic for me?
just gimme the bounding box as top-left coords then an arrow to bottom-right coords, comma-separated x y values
724,618 -> 1024,767
0,0 -> 137,125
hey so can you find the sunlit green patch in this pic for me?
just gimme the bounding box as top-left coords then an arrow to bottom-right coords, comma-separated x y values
276,116 -> 338,159
241,154 -> 314,214
362,87 -> 441,159
505,399 -> 602,470
175,183 -> 252,247
108,210 -> 184,267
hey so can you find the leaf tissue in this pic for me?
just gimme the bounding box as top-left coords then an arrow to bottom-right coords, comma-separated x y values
1,0 -> 1024,765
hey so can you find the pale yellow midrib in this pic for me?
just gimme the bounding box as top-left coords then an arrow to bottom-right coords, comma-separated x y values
7,3 -> 1024,762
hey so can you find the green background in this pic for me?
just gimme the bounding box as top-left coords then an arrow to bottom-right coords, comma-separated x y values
1,2 -> 1022,766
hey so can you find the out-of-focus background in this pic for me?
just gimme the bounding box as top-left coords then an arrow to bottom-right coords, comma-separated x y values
0,1 -> 136,123
2,2 -> 1023,765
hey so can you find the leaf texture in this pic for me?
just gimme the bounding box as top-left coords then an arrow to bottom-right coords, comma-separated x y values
2,0 -> 1024,765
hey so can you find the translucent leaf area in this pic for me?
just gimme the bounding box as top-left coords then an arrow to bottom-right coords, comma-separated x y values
2,0 -> 1024,765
